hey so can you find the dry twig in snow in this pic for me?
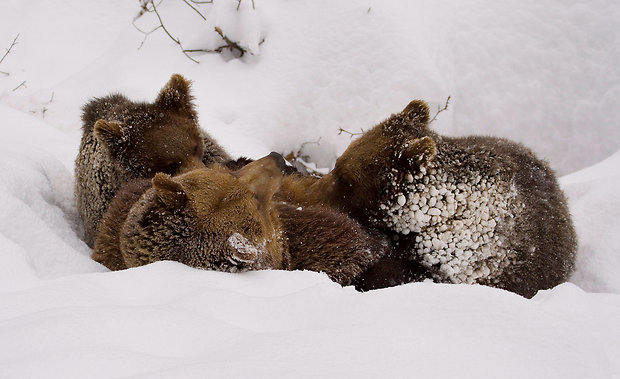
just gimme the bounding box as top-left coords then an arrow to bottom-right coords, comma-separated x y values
0,33 -> 20,75
429,96 -> 451,124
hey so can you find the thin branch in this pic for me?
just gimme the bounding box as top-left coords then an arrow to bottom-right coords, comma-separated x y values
213,26 -> 247,57
184,46 -> 227,54
133,19 -> 162,50
237,0 -> 255,11
134,0 -> 162,21
12,80 -> 26,91
184,38 -> 264,57
41,91 -> 55,117
182,0 -> 207,20
0,71 -> 8,76
429,96 -> 451,124
337,128 -> 365,138
150,0 -> 199,63
0,33 -> 19,66
150,1 -> 180,45
284,138 -> 323,176
297,138 -> 321,157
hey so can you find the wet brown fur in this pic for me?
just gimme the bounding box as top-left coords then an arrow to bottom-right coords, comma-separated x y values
277,202 -> 389,286
75,74 -> 230,247
278,100 -> 577,297
93,155 -> 387,286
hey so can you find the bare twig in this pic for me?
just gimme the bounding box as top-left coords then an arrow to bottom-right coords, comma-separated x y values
237,0 -> 255,11
149,0 -> 199,63
133,0 -> 260,61
184,37 -> 264,57
213,26 -> 247,57
182,0 -> 207,20
337,128 -> 365,138
0,34 -> 19,66
133,20 -> 162,50
284,138 -> 324,176
12,80 -> 26,91
0,71 -> 8,76
134,0 -> 162,21
41,91 -> 55,117
429,96 -> 451,124
298,138 -> 321,157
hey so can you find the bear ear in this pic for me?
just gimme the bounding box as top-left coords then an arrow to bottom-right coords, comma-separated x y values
155,74 -> 195,117
402,136 -> 437,165
402,100 -> 430,126
94,120 -> 124,147
152,173 -> 187,208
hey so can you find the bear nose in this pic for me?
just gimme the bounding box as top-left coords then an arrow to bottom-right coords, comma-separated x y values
267,152 -> 290,173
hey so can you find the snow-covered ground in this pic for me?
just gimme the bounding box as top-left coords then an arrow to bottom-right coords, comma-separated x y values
0,0 -> 619,377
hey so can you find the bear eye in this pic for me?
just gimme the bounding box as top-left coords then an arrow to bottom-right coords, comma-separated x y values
167,161 -> 181,174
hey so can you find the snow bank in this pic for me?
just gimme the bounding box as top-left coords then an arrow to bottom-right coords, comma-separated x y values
1,264 -> 619,379
0,0 -> 619,377
562,151 -> 620,294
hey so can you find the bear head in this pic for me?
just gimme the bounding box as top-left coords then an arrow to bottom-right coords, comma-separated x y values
120,153 -> 289,272
321,100 -> 438,228
92,74 -> 206,177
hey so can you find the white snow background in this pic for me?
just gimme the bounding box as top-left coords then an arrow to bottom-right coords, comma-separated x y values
1,0 -> 619,377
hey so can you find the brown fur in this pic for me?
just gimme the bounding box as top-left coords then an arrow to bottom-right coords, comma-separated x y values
276,202 -> 388,286
75,74 -> 230,247
91,178 -> 152,271
278,100 -> 577,297
93,154 -> 387,287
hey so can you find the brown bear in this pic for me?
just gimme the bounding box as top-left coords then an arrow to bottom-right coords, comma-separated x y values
278,100 -> 577,298
75,74 -> 230,247
92,153 -> 388,287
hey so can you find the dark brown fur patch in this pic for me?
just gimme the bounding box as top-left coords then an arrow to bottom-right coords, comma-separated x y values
276,100 -> 577,297
277,202 -> 390,286
75,74 -> 230,247
92,178 -> 152,270
94,155 -> 390,288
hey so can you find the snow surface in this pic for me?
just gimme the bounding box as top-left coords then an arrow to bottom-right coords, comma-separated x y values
0,0 -> 619,377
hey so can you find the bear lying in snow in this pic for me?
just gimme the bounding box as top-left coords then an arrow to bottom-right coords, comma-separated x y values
75,74 -> 230,247
92,153 -> 389,287
279,100 -> 577,298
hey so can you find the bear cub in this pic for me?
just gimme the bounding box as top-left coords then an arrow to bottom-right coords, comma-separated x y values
75,74 -> 230,247
93,154 -> 389,287
280,100 -> 577,297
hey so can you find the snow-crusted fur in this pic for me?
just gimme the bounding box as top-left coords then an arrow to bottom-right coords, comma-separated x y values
281,100 -> 577,297
93,154 -> 387,287
75,74 -> 230,247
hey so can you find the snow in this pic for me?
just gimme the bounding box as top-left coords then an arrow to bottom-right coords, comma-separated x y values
0,0 -> 619,377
